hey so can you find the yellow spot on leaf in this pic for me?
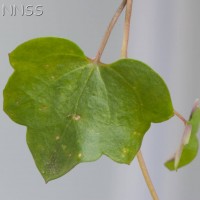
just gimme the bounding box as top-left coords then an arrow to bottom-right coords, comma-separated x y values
133,131 -> 140,136
78,153 -> 82,158
123,148 -> 129,154
121,154 -> 125,158
72,115 -> 81,121
55,136 -> 60,140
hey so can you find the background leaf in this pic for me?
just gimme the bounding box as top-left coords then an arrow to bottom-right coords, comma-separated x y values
165,107 -> 200,171
4,37 -> 174,182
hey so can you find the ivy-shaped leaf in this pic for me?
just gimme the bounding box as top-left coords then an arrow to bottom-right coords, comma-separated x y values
165,105 -> 200,171
4,37 -> 174,182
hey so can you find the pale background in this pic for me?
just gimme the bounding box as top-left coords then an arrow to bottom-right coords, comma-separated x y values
0,0 -> 200,199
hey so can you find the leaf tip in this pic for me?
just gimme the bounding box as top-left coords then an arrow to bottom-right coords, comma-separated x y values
164,158 -> 175,171
42,174 -> 53,184
45,179 -> 49,184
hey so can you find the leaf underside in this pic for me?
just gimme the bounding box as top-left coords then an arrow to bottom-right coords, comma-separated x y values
165,108 -> 200,171
4,37 -> 174,182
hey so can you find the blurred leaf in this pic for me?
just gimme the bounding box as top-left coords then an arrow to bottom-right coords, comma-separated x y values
4,37 -> 174,182
165,107 -> 200,171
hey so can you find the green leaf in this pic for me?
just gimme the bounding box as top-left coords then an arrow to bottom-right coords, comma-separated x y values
3,37 -> 174,182
165,107 -> 200,171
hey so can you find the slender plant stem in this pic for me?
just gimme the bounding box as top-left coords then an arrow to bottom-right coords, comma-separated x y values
121,0 -> 133,58
94,0 -> 127,63
137,151 -> 159,200
174,110 -> 187,125
121,1 -> 159,199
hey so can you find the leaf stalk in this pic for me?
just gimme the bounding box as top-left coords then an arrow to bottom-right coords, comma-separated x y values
137,151 -> 159,200
121,0 -> 159,199
174,110 -> 187,125
121,0 -> 133,58
94,0 -> 127,63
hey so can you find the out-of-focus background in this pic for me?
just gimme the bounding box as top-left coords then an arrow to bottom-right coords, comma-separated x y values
0,0 -> 200,199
